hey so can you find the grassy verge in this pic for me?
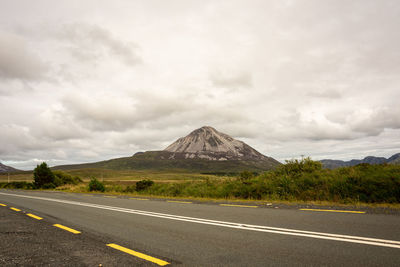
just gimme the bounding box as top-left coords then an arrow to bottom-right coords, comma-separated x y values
49,182 -> 400,210
2,159 -> 400,208
0,169 -> 219,182
3,180 -> 399,209
82,158 -> 400,205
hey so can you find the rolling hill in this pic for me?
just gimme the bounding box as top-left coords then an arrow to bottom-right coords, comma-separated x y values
0,162 -> 19,173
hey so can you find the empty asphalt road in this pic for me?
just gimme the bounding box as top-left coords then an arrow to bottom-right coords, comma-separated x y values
1,189 -> 399,266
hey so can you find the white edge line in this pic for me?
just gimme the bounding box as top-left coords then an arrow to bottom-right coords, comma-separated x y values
0,191 -> 399,249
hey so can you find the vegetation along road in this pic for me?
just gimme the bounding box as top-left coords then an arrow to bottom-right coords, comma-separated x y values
1,189 -> 400,266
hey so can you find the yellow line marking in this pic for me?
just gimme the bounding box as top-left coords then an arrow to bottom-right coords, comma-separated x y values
53,224 -> 81,234
167,200 -> 192,204
10,207 -> 21,211
107,243 -> 169,266
27,213 -> 43,220
129,198 -> 149,201
299,209 -> 366,214
0,203 -> 6,206
220,204 -> 258,208
105,196 -> 117,198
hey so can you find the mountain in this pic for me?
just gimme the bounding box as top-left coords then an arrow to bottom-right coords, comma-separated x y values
0,162 -> 19,173
164,126 -> 273,161
388,153 -> 400,164
54,126 -> 280,173
320,153 -> 400,169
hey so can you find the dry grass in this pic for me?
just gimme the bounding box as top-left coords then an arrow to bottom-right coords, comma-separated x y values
0,172 -> 32,182
0,168 -> 221,183
51,185 -> 400,210
60,168 -> 220,181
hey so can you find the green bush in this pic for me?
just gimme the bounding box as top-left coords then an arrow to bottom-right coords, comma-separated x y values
53,176 -> 63,187
34,162 -> 55,189
53,171 -> 83,186
239,171 -> 254,181
0,182 -> 34,189
129,158 -> 400,203
275,157 -> 323,177
106,184 -> 123,193
42,183 -> 56,189
136,179 -> 154,191
123,185 -> 136,193
88,178 -> 105,192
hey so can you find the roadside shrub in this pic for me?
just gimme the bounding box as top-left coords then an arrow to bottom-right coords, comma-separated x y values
88,178 -> 105,192
33,162 -> 55,189
136,179 -> 154,191
0,182 -> 34,189
106,185 -> 123,193
53,171 -> 83,186
123,185 -> 136,193
53,176 -> 63,187
239,171 -> 254,181
70,158 -> 400,203
275,157 -> 322,178
42,183 -> 56,189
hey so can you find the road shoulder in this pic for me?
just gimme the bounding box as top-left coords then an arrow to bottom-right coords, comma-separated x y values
0,205 -> 154,266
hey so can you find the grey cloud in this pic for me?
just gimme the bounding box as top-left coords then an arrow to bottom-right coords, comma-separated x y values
59,23 -> 142,66
254,109 -> 359,142
34,106 -> 89,141
0,31 -> 47,81
265,1 -> 400,97
350,107 -> 400,134
113,127 -> 183,151
60,92 -> 195,132
0,124 -> 45,156
49,89 -> 251,150
266,128 -> 400,163
62,93 -> 137,131
325,110 -> 350,124
307,89 -> 342,99
0,122 -> 84,165
210,71 -> 252,89
260,105 -> 400,142
0,80 -> 32,96
218,124 -> 260,139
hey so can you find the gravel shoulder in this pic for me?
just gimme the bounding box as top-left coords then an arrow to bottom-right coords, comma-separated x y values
0,205 -> 155,266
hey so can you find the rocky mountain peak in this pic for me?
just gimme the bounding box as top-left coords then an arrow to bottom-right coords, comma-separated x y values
164,126 -> 269,161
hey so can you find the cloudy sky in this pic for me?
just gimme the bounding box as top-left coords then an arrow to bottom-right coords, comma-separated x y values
1,0 -> 400,170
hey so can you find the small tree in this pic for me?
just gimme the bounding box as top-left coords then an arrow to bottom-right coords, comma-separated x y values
239,171 -> 254,181
88,178 -> 105,192
136,179 -> 154,191
33,162 -> 55,188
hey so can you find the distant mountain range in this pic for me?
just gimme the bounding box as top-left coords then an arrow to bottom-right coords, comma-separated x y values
54,126 -> 280,173
320,153 -> 400,169
0,162 -> 19,173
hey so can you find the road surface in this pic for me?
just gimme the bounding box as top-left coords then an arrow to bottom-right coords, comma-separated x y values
1,189 -> 399,266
